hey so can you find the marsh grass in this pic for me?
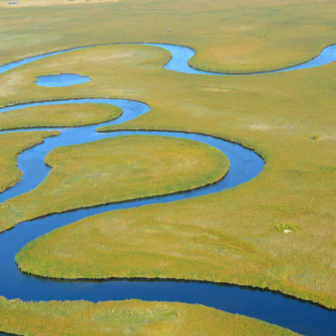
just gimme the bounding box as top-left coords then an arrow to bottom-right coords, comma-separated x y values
275,223 -> 300,232
0,103 -> 122,131
2,135 -> 229,225
16,213 -> 272,281
0,0 -> 116,7
0,130 -> 60,193
0,0 -> 335,324
0,298 -> 300,336
0,43 -> 334,309
1,0 -> 336,73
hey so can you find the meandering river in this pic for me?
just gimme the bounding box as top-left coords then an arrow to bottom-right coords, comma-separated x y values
0,43 -> 335,336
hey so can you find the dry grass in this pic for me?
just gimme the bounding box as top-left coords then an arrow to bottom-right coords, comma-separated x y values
0,297 -> 300,336
0,130 -> 60,193
0,103 -> 122,130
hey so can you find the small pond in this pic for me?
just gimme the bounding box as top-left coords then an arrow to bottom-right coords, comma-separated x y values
35,74 -> 91,87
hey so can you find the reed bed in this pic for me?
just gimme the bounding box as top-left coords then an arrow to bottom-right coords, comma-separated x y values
0,297 -> 300,336
1,0 -> 336,73
0,42 -> 334,309
3,135 -> 228,224
0,103 -> 122,131
0,0 -> 335,333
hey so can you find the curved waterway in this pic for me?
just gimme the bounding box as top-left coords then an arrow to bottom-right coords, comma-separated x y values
1,42 -> 336,75
0,43 -> 335,336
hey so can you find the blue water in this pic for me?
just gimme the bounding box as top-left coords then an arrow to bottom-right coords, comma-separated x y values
36,74 -> 91,87
145,43 -> 336,75
1,42 -> 336,76
0,43 -> 335,336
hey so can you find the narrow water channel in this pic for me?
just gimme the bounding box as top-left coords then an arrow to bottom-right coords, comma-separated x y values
0,43 -> 335,336
35,74 -> 91,87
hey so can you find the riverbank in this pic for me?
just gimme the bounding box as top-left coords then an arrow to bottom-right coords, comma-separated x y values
0,298 -> 300,336
0,43 -> 334,309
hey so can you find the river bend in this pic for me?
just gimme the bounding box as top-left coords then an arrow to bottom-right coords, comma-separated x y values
0,43 -> 335,336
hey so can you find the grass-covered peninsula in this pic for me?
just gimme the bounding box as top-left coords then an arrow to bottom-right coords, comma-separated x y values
0,0 -> 116,8
2,135 -> 228,226
0,298 -> 300,336
0,42 -> 334,310
0,103 -> 122,131
0,130 -> 60,193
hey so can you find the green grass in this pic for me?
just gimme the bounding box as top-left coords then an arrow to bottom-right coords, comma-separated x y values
0,130 -> 60,193
2,134 -> 228,225
0,103 -> 122,130
0,0 -> 336,332
0,297 -> 300,336
16,210 -> 269,280
0,42 -> 334,310
0,0 -> 115,7
1,0 -> 336,74
275,223 -> 300,232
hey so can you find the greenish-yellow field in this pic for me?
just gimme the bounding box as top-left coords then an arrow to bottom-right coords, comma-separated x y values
4,135 -> 228,223
1,0 -> 336,74
0,130 -> 60,193
0,0 -> 335,334
0,40 -> 334,309
0,103 -> 122,130
0,0 -> 117,8
0,298 -> 300,336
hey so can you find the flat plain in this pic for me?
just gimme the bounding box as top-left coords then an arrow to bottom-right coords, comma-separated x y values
0,0 -> 335,335
0,103 -> 122,131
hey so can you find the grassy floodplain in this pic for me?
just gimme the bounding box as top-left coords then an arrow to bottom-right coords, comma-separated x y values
1,0 -> 336,73
2,135 -> 229,222
0,0 -> 117,7
0,103 -> 122,131
0,42 -> 334,310
0,298 -> 300,336
0,0 -> 335,334
0,131 -> 60,193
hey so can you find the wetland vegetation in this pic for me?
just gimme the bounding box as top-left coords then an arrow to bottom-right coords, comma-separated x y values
0,42 -> 334,310
0,0 -> 335,335
0,298 -> 300,336
2,135 -> 229,224
2,0 -> 336,73
0,103 -> 122,131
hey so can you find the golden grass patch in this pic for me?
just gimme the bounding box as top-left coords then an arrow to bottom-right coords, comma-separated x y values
0,0 -> 118,8
2,135 -> 228,227
0,43 -> 334,309
0,1 -> 335,330
16,209 -> 272,281
0,0 -> 336,72
0,298 -> 300,336
0,103 -> 122,130
0,130 -> 60,193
